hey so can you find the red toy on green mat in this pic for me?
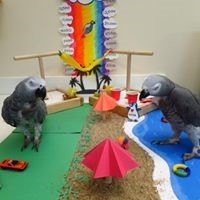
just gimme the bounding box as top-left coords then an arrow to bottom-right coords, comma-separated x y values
0,159 -> 28,171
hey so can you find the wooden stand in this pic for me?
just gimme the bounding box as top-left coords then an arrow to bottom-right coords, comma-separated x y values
13,49 -> 154,114
89,95 -> 157,117
45,89 -> 84,114
14,49 -> 153,89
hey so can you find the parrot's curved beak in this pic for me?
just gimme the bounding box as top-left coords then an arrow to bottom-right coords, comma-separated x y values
139,89 -> 150,101
35,87 -> 46,100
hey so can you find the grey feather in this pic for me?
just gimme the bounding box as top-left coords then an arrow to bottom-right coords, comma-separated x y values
139,74 -> 200,160
1,76 -> 47,151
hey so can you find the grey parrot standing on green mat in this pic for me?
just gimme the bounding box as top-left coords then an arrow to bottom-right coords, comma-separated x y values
1,76 -> 47,151
139,74 -> 200,160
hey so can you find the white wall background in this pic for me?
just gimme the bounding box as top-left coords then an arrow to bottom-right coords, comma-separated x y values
0,0 -> 200,93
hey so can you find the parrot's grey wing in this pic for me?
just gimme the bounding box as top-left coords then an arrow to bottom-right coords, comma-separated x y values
36,100 -> 47,123
170,86 -> 200,126
1,96 -> 19,127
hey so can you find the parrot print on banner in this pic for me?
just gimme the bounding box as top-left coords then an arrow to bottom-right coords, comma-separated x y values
58,0 -> 118,75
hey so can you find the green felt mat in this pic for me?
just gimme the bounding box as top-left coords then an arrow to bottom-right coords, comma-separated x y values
13,104 -> 91,134
0,104 -> 91,200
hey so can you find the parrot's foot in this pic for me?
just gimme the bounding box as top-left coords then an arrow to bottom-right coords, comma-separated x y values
183,152 -> 196,161
151,138 -> 179,145
32,136 -> 41,152
21,135 -> 33,151
128,119 -> 138,122
183,147 -> 200,161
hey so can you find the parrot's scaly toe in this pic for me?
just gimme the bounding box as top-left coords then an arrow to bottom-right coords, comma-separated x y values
151,139 -> 169,144
32,137 -> 40,152
151,138 -> 179,145
183,152 -> 195,161
183,147 -> 200,160
21,135 -> 33,151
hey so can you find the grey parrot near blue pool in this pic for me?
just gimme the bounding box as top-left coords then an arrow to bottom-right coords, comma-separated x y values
139,74 -> 200,160
1,76 -> 47,151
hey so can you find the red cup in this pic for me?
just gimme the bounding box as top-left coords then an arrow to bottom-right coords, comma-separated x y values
111,88 -> 121,101
127,91 -> 138,104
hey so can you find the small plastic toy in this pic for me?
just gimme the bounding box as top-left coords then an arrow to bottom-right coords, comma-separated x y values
172,163 -> 190,177
117,136 -> 129,149
0,159 -> 28,171
63,86 -> 77,100
126,91 -> 138,104
127,103 -> 140,122
94,91 -> 117,120
111,88 -> 121,101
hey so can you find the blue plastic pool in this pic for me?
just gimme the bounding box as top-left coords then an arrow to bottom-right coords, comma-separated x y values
133,109 -> 200,200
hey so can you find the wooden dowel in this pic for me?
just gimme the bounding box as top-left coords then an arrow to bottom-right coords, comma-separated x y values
126,54 -> 132,90
13,49 -> 153,90
38,57 -> 45,79
111,50 -> 153,56
14,51 -> 58,60
13,50 -> 153,61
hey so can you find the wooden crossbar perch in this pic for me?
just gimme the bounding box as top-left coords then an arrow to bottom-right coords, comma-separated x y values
111,50 -> 153,56
14,51 -> 59,60
14,51 -> 59,79
14,49 -> 153,89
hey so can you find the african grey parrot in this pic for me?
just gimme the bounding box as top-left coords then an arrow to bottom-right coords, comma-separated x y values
139,74 -> 200,160
1,76 -> 47,151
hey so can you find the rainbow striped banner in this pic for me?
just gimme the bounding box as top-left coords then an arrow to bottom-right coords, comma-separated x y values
59,0 -> 117,74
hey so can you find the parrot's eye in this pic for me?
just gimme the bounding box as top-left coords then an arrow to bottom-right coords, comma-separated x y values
152,83 -> 161,91
29,80 -> 34,86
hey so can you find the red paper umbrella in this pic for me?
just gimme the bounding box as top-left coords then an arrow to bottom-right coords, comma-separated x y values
94,92 -> 117,112
82,138 -> 139,178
